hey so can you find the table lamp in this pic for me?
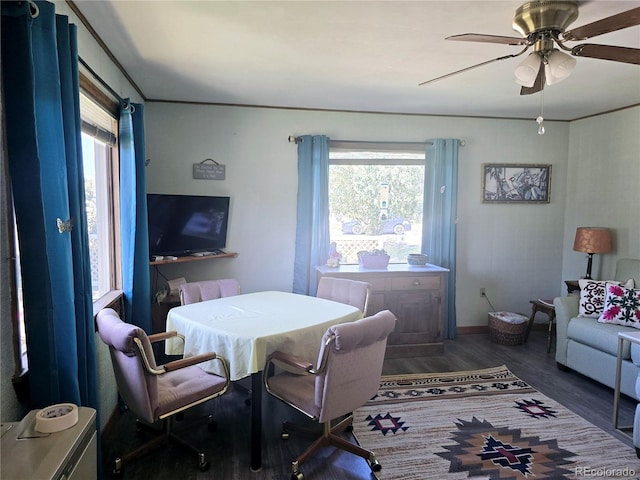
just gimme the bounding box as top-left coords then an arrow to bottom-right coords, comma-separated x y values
573,227 -> 612,279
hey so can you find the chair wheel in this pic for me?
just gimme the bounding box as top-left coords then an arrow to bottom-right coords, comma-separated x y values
198,453 -> 210,472
369,456 -> 381,472
112,458 -> 123,476
244,398 -> 251,406
281,423 -> 290,440
291,461 -> 304,479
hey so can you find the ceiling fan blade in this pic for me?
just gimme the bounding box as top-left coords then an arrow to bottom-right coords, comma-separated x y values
446,33 -> 527,46
562,7 -> 640,41
419,51 -> 528,87
572,44 -> 640,65
520,64 -> 545,96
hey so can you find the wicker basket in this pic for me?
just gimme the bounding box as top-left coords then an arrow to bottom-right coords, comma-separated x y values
488,312 -> 529,345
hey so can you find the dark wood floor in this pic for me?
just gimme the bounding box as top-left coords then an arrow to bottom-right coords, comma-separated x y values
100,329 -> 637,480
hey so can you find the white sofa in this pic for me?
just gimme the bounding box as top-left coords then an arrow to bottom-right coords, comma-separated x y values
554,258 -> 640,456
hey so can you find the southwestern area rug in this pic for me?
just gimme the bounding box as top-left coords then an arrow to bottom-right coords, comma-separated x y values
352,366 -> 640,480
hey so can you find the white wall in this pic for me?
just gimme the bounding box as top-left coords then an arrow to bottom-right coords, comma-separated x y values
561,106 -> 640,282
145,103 -> 570,328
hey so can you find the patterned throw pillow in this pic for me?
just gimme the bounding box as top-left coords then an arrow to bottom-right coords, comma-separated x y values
578,279 -> 635,318
598,283 -> 640,328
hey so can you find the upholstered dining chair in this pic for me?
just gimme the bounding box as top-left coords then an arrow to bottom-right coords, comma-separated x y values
96,308 -> 230,475
316,277 -> 371,315
178,278 -> 240,305
177,278 -> 252,403
264,309 -> 396,480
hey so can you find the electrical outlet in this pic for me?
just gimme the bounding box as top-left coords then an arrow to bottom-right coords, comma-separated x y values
480,288 -> 486,298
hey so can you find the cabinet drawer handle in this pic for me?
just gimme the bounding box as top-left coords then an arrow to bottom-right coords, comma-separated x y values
413,280 -> 421,286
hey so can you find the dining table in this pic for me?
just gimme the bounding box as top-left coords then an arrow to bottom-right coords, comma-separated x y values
164,290 -> 363,471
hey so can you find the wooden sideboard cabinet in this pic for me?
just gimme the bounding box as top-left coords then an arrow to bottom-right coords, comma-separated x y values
317,263 -> 448,357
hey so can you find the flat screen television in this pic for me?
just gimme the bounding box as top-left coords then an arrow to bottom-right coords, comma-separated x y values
147,193 -> 230,256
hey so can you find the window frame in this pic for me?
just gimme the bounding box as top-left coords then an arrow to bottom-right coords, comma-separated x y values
79,73 -> 123,313
328,140 -> 427,265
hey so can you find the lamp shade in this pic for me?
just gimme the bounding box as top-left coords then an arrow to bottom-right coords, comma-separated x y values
573,227 -> 612,254
514,53 -> 541,87
545,49 -> 576,85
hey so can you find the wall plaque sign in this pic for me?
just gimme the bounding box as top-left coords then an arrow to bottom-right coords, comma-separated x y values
193,158 -> 225,180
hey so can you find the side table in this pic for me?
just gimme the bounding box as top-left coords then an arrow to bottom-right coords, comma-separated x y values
524,299 -> 556,353
613,330 -> 640,433
565,280 -> 580,295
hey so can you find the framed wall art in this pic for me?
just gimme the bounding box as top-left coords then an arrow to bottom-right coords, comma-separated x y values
481,163 -> 551,204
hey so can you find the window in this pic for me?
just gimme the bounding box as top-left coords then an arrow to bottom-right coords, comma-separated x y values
79,91 -> 121,303
9,206 -> 27,379
329,142 -> 425,264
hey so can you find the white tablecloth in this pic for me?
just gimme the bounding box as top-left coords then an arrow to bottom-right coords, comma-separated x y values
165,291 -> 363,380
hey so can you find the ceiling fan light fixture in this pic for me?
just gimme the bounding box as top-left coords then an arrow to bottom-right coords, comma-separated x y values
545,49 -> 577,85
514,52 -> 541,87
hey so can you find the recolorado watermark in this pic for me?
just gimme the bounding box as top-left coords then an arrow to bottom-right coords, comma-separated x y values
575,466 -> 636,478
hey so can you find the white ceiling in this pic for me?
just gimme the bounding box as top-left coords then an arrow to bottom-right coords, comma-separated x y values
73,0 -> 640,121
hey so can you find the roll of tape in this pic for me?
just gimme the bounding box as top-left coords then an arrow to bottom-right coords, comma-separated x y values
34,403 -> 79,433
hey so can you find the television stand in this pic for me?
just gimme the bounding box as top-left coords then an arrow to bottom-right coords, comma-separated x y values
149,251 -> 237,266
190,249 -> 226,257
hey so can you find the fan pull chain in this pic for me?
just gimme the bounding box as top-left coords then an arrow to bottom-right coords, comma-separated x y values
536,88 -> 545,135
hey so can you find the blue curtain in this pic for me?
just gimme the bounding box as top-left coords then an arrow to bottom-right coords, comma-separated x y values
1,1 -> 98,409
422,139 -> 459,339
292,135 -> 330,295
119,101 -> 152,332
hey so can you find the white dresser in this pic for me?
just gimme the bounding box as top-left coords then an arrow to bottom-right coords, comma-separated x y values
1,407 -> 97,480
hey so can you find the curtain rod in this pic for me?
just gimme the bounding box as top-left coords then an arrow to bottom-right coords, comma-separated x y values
287,137 -> 433,146
288,137 -> 466,147
331,140 -> 434,147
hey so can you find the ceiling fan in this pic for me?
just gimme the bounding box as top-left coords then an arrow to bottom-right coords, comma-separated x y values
419,1 -> 640,95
